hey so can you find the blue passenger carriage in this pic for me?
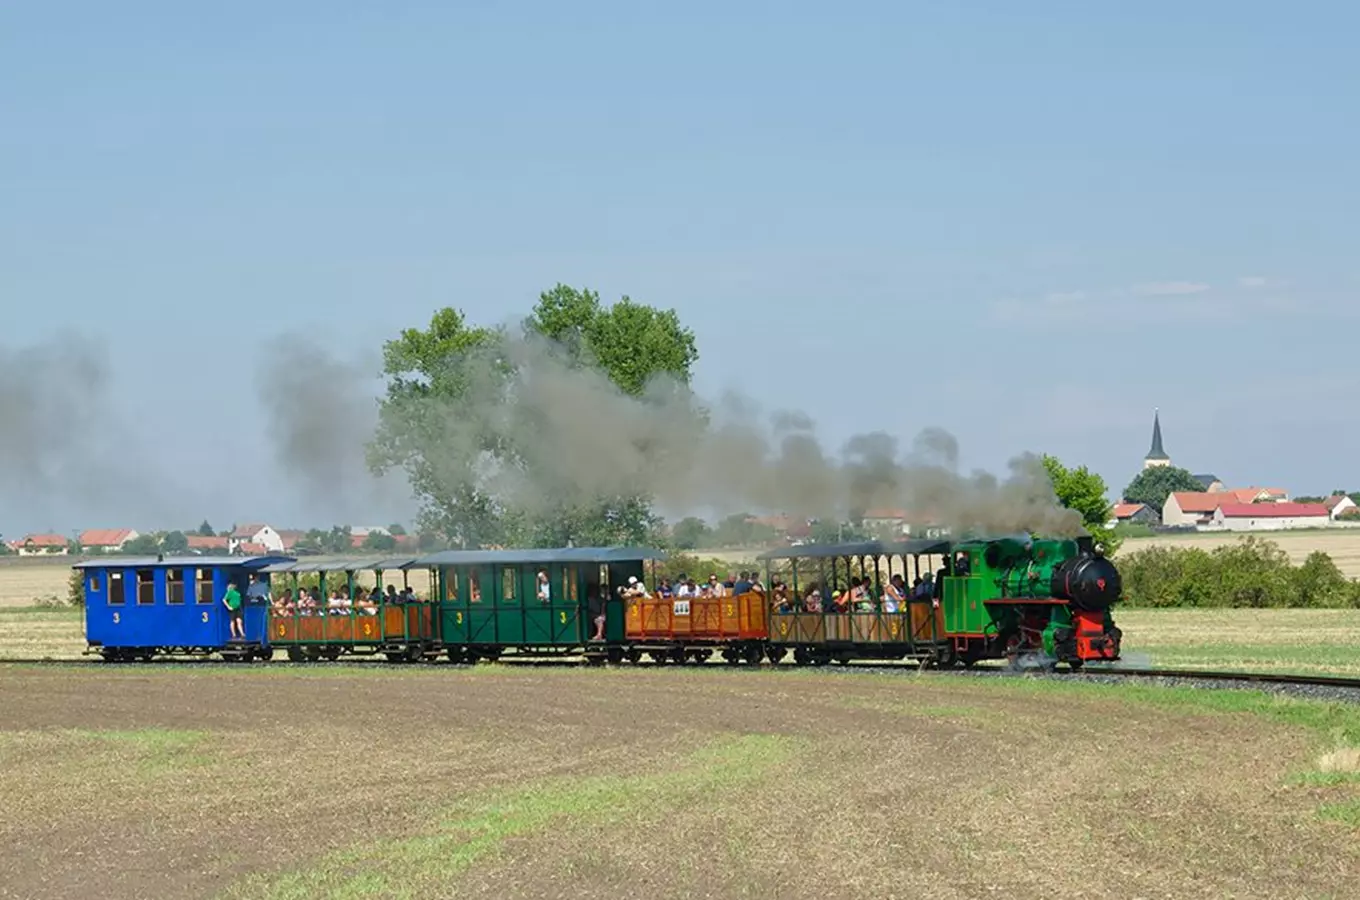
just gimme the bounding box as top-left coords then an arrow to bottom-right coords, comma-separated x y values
77,554 -> 294,662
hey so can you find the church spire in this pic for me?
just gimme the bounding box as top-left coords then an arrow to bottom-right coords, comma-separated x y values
1144,408 -> 1170,468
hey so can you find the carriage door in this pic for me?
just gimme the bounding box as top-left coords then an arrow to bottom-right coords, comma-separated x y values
551,564 -> 581,644
604,562 -> 640,643
466,565 -> 496,645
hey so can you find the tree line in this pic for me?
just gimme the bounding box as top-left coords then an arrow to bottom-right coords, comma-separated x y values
1118,536 -> 1360,608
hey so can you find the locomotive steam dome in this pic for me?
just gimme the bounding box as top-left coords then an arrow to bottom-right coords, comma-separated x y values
1049,554 -> 1122,611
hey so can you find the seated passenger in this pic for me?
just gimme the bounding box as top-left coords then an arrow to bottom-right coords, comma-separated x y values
732,571 -> 753,594
803,587 -> 822,613
657,578 -> 674,599
537,571 -> 551,604
384,585 -> 399,605
708,574 -> 726,597
625,576 -> 650,599
676,577 -> 695,598
882,575 -> 905,613
771,581 -> 791,613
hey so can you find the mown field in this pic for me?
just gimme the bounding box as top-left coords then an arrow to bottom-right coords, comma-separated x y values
1,664 -> 1358,899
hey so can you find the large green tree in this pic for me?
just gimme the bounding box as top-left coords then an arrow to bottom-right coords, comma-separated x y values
1042,455 -> 1118,553
369,286 -> 698,548
1123,465 -> 1204,512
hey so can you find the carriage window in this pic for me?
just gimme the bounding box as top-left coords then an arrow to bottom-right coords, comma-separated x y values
137,569 -> 155,605
87,573 -> 102,593
501,568 -> 517,602
108,571 -> 124,605
469,571 -> 482,604
196,569 -> 214,604
443,568 -> 458,602
562,566 -> 578,602
167,569 -> 186,605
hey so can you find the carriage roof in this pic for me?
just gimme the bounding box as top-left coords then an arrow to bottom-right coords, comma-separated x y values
72,555 -> 293,570
258,556 -> 422,574
414,546 -> 667,566
755,538 -> 952,561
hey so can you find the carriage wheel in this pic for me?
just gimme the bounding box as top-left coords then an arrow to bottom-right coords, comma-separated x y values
626,647 -> 643,665
766,647 -> 787,665
743,644 -> 764,665
606,646 -> 625,665
287,647 -> 306,662
793,647 -> 810,666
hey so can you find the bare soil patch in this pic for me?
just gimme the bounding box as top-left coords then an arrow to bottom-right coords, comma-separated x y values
0,666 -> 1357,899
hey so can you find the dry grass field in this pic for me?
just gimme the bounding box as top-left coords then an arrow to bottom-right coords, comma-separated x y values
1,665 -> 1359,899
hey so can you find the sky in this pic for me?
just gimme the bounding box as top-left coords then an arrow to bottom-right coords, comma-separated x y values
2,1 -> 1358,537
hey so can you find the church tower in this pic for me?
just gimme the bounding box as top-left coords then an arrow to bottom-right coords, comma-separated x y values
1143,409 -> 1171,469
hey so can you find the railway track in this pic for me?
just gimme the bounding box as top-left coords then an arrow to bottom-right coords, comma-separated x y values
6,654 -> 1360,696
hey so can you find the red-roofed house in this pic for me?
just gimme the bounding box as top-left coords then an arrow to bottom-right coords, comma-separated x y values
1324,495 -> 1358,520
1160,492 -> 1226,527
1210,503 -> 1330,531
1221,487 -> 1290,505
79,529 -> 139,552
15,533 -> 70,556
229,524 -> 284,553
235,541 -> 269,556
276,530 -> 305,551
186,535 -> 229,552
1108,503 -> 1159,527
861,508 -> 908,536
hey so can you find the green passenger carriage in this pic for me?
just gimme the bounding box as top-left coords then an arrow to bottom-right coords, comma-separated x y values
424,547 -> 665,664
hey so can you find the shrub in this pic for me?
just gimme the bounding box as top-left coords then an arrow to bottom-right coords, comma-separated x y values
67,569 -> 86,608
1117,536 -> 1360,608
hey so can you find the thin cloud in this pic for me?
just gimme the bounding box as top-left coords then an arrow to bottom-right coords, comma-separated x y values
1043,290 -> 1086,305
1238,276 -> 1268,288
1132,281 -> 1211,296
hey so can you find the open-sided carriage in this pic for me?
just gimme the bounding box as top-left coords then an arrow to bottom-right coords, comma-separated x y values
759,539 -> 955,666
624,577 -> 769,665
424,547 -> 663,664
263,557 -> 437,662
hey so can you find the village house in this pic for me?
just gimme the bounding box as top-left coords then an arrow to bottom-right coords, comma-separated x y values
229,524 -> 285,553
78,529 -> 139,553
1194,474 -> 1224,492
1160,492 -> 1227,527
1208,502 -> 1331,532
185,535 -> 229,553
861,509 -> 909,536
13,534 -> 70,556
1108,503 -> 1160,527
1325,494 -> 1358,520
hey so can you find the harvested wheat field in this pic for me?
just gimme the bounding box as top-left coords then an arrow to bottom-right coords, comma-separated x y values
0,560 -> 72,608
1,665 -> 1358,899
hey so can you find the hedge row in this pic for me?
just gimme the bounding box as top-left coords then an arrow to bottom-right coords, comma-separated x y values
1117,536 -> 1360,608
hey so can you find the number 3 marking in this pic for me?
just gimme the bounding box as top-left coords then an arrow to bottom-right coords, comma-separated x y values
202,611 -> 210,623
559,611 -> 567,624
112,612 -> 120,624
455,612 -> 464,624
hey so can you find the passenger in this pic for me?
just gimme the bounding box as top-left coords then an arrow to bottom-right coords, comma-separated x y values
803,586 -> 822,613
854,578 -> 875,612
771,580 -> 791,613
676,576 -> 695,598
625,575 -> 650,599
732,571 -> 752,594
657,578 -> 674,599
384,584 -> 399,605
882,575 -> 906,613
587,583 -> 606,641
537,571 -> 551,604
246,573 -> 271,607
708,574 -> 726,597
273,589 -> 294,615
223,581 -> 245,640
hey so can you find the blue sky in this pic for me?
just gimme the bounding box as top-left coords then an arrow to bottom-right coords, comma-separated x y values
3,1 -> 1357,535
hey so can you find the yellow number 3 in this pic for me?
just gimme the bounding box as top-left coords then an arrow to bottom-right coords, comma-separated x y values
559,611 -> 567,624
456,612 -> 464,624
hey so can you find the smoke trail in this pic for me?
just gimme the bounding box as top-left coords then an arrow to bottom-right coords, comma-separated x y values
0,333 -> 191,529
253,335 -> 414,524
370,324 -> 1085,537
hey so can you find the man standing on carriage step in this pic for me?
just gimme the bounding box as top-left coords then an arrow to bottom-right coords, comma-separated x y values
223,582 -> 245,641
